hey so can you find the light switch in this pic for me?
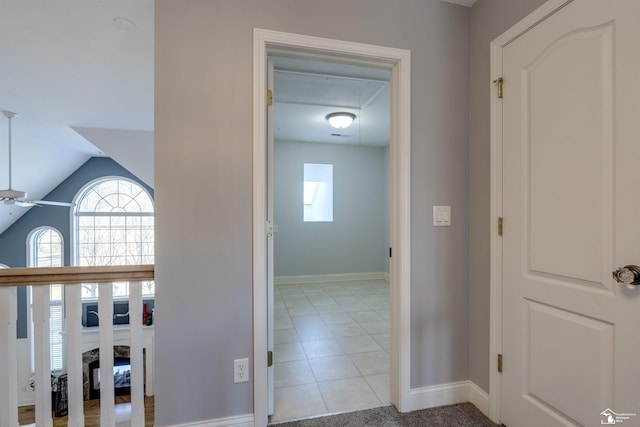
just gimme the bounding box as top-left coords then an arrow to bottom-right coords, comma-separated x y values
433,206 -> 451,227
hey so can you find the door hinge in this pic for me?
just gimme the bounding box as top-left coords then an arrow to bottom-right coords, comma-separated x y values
267,351 -> 273,367
498,217 -> 504,236
498,354 -> 503,373
266,220 -> 273,237
389,247 -> 392,258
267,89 -> 273,106
494,77 -> 504,98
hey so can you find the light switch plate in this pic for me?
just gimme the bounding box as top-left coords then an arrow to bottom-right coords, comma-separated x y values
433,206 -> 451,226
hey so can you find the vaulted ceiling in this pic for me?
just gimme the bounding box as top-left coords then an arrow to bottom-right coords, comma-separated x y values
0,1 -> 154,234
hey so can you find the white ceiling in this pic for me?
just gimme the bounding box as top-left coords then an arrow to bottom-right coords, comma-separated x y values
271,56 -> 390,147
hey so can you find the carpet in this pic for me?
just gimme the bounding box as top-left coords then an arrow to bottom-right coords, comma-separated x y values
270,403 -> 499,426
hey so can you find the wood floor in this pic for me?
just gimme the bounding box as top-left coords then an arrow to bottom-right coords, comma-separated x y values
18,396 -> 154,427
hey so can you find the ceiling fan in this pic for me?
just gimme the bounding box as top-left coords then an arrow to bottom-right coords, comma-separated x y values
1,110 -> 74,208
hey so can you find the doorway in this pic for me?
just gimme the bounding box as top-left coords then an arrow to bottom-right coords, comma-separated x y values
268,56 -> 392,423
253,29 -> 411,427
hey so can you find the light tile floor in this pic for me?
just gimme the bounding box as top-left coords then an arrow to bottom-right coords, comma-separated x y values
270,279 -> 390,424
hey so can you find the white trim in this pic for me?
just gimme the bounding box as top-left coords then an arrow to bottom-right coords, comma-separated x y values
488,0 -> 573,424
488,31 -> 504,427
406,381 -> 470,412
469,382 -> 490,419
253,29 -> 269,427
388,30 -> 412,415
26,225 -> 65,267
253,28 -> 411,426
406,380 -> 489,415
164,414 -> 254,427
275,272 -> 389,285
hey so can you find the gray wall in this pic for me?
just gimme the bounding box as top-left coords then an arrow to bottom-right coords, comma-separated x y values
274,140 -> 389,277
0,157 -> 153,339
155,0 -> 469,424
468,0 -> 549,393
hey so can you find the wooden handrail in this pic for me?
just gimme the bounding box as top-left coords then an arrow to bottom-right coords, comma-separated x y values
0,265 -> 154,287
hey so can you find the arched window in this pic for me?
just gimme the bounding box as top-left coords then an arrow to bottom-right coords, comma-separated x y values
72,177 -> 154,298
28,227 -> 63,268
27,227 -> 64,372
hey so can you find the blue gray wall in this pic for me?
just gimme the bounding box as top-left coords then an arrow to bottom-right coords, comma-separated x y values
155,0 -> 469,424
274,141 -> 389,277
0,157 -> 153,338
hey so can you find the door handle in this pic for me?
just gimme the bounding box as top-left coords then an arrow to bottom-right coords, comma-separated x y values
612,265 -> 640,286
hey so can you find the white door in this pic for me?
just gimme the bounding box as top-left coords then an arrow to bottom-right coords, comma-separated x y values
501,1 -> 640,426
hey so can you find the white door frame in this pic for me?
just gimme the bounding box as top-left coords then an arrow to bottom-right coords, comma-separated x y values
488,0 -> 573,423
252,28 -> 411,426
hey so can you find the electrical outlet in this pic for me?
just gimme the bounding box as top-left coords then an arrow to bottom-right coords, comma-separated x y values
234,358 -> 250,383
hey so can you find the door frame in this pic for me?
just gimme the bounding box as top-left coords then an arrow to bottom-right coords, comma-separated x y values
252,28 -> 411,426
488,0 -> 573,423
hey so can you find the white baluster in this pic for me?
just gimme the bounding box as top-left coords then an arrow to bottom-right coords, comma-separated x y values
66,284 -> 84,427
32,285 -> 52,427
129,281 -> 145,427
98,283 -> 115,427
0,287 -> 18,427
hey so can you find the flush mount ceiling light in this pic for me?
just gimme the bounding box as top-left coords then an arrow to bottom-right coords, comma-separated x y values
326,112 -> 356,129
113,17 -> 137,32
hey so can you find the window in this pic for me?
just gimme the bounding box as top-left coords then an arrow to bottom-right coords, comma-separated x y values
303,163 -> 333,222
73,177 -> 154,299
27,227 -> 64,372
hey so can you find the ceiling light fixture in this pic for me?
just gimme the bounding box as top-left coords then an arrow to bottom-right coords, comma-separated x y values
326,112 -> 356,129
113,17 -> 137,32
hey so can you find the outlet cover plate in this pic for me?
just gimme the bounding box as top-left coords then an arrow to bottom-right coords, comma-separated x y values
234,358 -> 250,383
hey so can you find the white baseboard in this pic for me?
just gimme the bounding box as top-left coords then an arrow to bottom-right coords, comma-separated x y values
166,414 -> 254,427
165,382 -> 488,426
407,380 -> 470,412
468,381 -> 490,418
18,397 -> 35,407
406,380 -> 490,417
275,272 -> 389,285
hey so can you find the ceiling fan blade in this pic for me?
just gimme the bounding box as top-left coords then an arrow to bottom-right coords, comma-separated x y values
26,200 -> 75,207
1,113 -> 76,210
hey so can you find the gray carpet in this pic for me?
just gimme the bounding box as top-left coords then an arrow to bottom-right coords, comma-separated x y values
272,403 -> 497,427
271,403 -> 499,426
